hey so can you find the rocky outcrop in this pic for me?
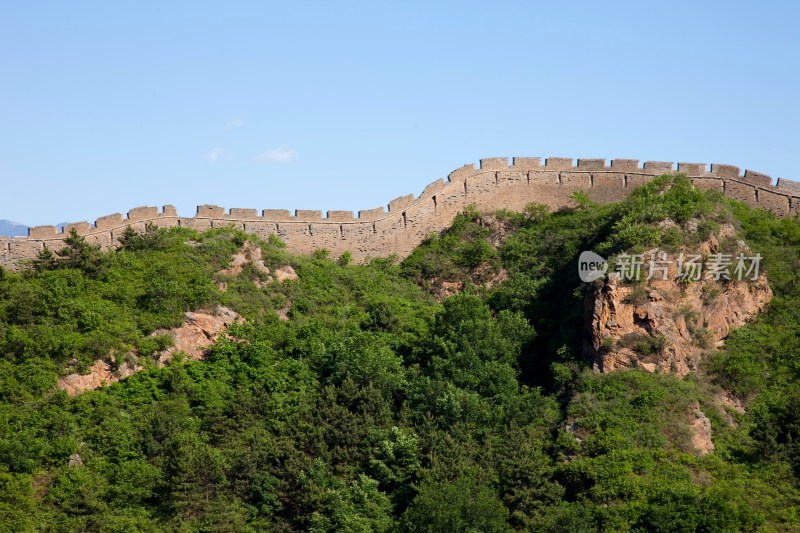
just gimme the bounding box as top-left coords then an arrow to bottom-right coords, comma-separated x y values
587,228 -> 772,375
689,404 -> 715,456
218,240 -> 270,278
58,305 -> 242,396
217,241 -> 297,290
58,358 -> 139,397
153,305 -> 243,365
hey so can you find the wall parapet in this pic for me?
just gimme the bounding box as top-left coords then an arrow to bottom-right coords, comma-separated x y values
2,156 -> 797,270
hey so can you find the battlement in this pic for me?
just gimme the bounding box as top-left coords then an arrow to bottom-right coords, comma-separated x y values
2,156 -> 798,270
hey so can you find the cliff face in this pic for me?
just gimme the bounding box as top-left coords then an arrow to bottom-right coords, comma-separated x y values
587,227 -> 772,375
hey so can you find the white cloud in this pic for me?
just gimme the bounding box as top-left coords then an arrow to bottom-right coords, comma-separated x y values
206,147 -> 227,162
256,145 -> 297,163
225,118 -> 244,131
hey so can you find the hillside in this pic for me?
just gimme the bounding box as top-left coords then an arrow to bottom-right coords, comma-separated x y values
1,175 -> 800,531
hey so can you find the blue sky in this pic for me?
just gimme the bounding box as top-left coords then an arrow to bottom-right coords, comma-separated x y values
1,1 -> 798,227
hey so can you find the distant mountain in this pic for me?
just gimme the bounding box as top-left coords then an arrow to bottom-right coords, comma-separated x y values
0,220 -> 29,237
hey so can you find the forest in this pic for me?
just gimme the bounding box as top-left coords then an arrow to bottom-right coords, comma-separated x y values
1,175 -> 800,531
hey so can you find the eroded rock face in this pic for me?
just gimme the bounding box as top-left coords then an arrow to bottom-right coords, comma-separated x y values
689,404 -> 715,456
587,232 -> 772,376
153,305 -> 243,365
58,306 -> 243,396
217,241 -> 297,289
274,264 -> 298,282
219,241 -> 271,278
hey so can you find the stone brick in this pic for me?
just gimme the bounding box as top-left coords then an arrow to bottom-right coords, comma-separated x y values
742,170 -> 773,187
63,222 -> 92,235
388,194 -> 414,212
643,161 -> 674,174
448,163 -> 476,182
592,172 -> 625,188
295,210 -> 322,219
545,157 -> 573,170
577,159 -> 606,170
511,157 -> 541,169
528,170 -> 560,185
419,178 -> 447,198
777,178 -> 800,192
710,164 -> 740,178
28,226 -> 58,238
0,156 -> 796,272
95,213 -> 124,230
758,189 -> 791,216
611,159 -> 640,171
327,210 -> 354,221
724,181 -> 757,205
691,178 -> 724,192
560,172 -> 591,188
228,208 -> 259,219
128,206 -> 159,221
627,174 -> 655,189
677,162 -> 708,175
480,157 -> 509,170
358,207 -> 386,220
263,209 -> 292,220
196,205 -> 225,218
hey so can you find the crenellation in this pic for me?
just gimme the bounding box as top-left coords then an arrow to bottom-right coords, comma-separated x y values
150,217 -> 179,229
448,163 -> 476,182
229,208 -> 259,219
294,210 -> 322,219
742,170 -> 773,187
263,209 -> 292,220
545,157 -> 573,170
327,210 -> 354,221
358,206 -> 386,220
196,205 -> 225,218
0,156 -> 795,271
95,213 -> 124,230
643,161 -> 674,173
710,164 -> 740,179
611,159 -> 640,171
419,178 -> 446,198
28,226 -> 58,238
512,157 -> 541,169
677,163 -> 708,175
63,222 -> 92,235
480,157 -> 509,170
128,206 -> 159,221
577,159 -> 606,170
777,178 -> 800,192
388,194 -> 415,212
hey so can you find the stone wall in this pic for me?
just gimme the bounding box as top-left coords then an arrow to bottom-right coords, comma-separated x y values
2,157 -> 799,269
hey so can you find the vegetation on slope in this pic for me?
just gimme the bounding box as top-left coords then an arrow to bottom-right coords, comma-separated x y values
0,175 -> 799,531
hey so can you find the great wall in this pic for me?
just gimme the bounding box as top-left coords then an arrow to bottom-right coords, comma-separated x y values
2,157 -> 799,270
